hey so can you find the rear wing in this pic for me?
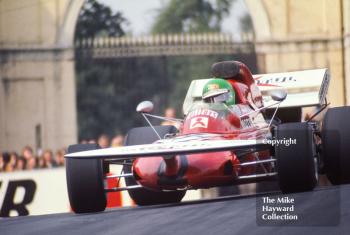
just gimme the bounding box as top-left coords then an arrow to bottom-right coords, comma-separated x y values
254,68 -> 330,108
183,68 -> 330,115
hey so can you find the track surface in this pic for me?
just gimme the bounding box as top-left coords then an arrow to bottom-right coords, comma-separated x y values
1,184 -> 349,235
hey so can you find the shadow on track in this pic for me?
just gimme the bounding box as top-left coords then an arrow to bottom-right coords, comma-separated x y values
1,184 -> 349,235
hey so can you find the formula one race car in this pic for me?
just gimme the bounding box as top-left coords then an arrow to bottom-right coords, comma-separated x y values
65,61 -> 350,213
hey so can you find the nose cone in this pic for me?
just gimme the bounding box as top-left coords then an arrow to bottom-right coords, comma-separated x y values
133,156 -> 187,191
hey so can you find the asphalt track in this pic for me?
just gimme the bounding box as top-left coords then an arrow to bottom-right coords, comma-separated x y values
1,184 -> 349,235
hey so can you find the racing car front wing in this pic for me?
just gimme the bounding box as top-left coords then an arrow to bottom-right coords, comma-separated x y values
65,139 -> 270,160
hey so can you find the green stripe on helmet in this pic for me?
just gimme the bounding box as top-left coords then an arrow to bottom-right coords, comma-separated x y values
202,78 -> 235,106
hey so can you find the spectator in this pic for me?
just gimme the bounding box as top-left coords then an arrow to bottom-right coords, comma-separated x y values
26,157 -> 37,170
37,156 -> 45,169
9,152 -> 18,171
98,134 -> 110,148
53,149 -> 66,167
21,145 -> 36,170
41,150 -> 54,168
22,146 -> 34,161
2,152 -> 15,172
0,153 -> 4,172
161,107 -> 180,128
111,134 -> 124,147
88,139 -> 96,144
15,156 -> 26,171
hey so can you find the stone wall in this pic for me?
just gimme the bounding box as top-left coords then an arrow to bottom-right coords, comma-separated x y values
1,0 -> 349,152
0,0 -> 83,153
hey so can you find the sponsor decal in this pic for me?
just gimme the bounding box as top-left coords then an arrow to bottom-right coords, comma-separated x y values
255,75 -> 297,86
0,167 -> 131,216
190,117 -> 209,129
187,109 -> 219,119
0,180 -> 36,216
241,116 -> 253,128
207,83 -> 219,90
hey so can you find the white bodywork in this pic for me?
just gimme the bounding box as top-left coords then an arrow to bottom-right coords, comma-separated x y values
65,139 -> 267,159
183,68 -> 330,115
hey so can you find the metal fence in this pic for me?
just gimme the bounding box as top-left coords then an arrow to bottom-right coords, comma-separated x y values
75,33 -> 255,58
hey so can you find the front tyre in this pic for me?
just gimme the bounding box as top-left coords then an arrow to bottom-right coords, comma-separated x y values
275,122 -> 317,193
66,144 -> 106,213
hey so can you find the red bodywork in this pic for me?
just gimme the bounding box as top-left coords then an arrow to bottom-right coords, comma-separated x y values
133,103 -> 271,191
133,61 -> 271,191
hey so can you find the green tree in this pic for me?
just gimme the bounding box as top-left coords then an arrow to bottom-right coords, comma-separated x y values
151,0 -> 249,114
75,0 -> 128,39
75,0 -> 130,139
239,13 -> 254,37
152,0 -> 233,34
74,0 -> 256,140
76,57 -> 172,139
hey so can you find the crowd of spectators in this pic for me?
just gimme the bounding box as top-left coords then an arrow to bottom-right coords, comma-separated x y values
0,134 -> 125,173
0,146 -> 66,173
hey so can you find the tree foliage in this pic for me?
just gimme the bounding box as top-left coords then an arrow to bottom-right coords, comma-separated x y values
239,13 -> 254,34
75,0 -> 128,39
151,0 -> 250,114
76,58 -> 171,139
74,0 -> 256,140
75,0 -> 130,139
152,0 -> 233,33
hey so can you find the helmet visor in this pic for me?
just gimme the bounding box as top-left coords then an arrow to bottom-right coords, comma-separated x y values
213,92 -> 231,103
203,89 -> 231,103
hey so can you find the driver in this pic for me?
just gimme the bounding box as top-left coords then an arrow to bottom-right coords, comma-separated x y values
202,78 -> 236,107
202,78 -> 243,128
202,78 -> 262,129
202,78 -> 266,129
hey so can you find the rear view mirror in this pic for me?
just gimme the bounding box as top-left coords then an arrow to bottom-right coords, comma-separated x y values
270,90 -> 287,102
136,101 -> 154,113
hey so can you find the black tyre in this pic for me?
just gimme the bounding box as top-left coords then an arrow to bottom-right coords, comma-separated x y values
124,125 -> 186,205
322,107 -> 350,184
275,122 -> 317,193
66,144 -> 106,213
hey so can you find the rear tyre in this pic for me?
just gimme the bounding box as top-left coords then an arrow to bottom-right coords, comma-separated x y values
123,125 -> 186,205
66,144 -> 106,213
322,107 -> 350,184
275,122 -> 317,193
